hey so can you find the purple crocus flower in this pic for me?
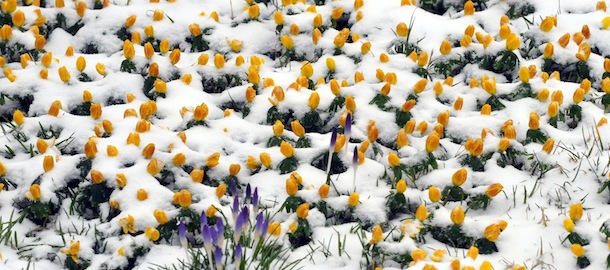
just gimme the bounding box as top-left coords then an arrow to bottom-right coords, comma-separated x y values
210,226 -> 219,245
326,127 -> 338,176
234,210 -> 247,242
245,184 -> 252,202
344,113 -> 352,154
232,195 -> 240,222
216,218 -> 225,246
202,224 -> 212,251
200,211 -> 208,231
261,218 -> 269,238
178,220 -> 187,250
230,179 -> 238,195
214,246 -> 223,270
234,243 -> 242,267
216,218 -> 224,233
330,127 -> 338,149
239,206 -> 249,231
353,146 -> 358,192
252,188 -> 259,213
255,212 -> 264,240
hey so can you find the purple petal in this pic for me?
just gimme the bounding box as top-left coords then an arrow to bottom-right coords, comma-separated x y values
214,246 -> 223,265
245,184 -> 252,201
178,220 -> 187,248
255,212 -> 264,232
330,127 -> 338,148
261,218 -> 269,238
230,179 -> 238,195
210,227 -> 219,244
353,146 -> 359,165
235,243 -> 242,260
178,220 -> 186,240
200,211 -> 208,231
345,113 -> 352,136
252,188 -> 259,207
216,218 -> 224,234
232,196 -> 240,219
202,225 -> 211,244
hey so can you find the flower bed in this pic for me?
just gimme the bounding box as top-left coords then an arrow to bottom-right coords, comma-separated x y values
1,0 -> 610,269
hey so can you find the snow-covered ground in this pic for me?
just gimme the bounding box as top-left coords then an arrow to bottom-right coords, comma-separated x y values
1,0 -> 610,269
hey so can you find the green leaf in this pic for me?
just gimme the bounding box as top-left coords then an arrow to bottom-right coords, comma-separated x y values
278,157 -> 299,174
577,256 -> 591,269
429,224 -> 473,249
484,95 -> 505,111
78,72 -> 92,82
441,186 -> 468,202
295,137 -> 311,148
369,94 -> 390,110
474,238 -> 498,254
120,59 -> 137,73
525,129 -> 548,144
395,109 -> 412,127
567,232 -> 590,246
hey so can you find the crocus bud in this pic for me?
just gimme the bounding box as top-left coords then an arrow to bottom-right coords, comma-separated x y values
425,132 -> 440,153
464,0 -> 474,15
286,178 -> 298,196
169,49 -> 181,65
26,184 -> 42,201
193,103 -> 209,121
274,11 -> 284,25
573,88 -> 585,104
126,132 -> 140,146
571,244 -> 585,257
107,145 -> 119,157
450,206 -> 465,225
12,10 -> 25,27
96,63 -> 106,76
415,205 -> 429,221
348,192 -> 359,207
260,152 -> 271,168
296,203 -> 309,219
428,186 -> 440,202
84,139 -> 97,159
413,79 -> 428,94
542,138 -> 555,154
540,17 -> 554,32
506,33 -> 520,51
547,101 -> 559,118
451,168 -> 467,186
76,1 -> 87,17
13,110 -> 25,126
569,202 -> 583,221
280,141 -> 294,158
485,183 -> 503,197
153,209 -> 169,224
558,33 -> 570,48
440,39 -> 452,55
125,15 -> 136,28
206,152 -> 220,167
388,152 -> 400,167
291,120 -> 305,137
58,66 -> 70,83
319,184 -> 330,199
119,41 -> 134,61
43,155 -> 54,172
214,54 -> 225,69
370,225 -> 383,245
90,169 -> 104,184
0,25 -> 11,41
564,218 -> 575,232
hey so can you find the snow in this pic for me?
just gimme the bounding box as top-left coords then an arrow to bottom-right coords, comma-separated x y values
1,0 -> 610,269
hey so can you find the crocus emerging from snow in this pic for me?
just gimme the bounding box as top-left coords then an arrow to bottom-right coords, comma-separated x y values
178,220 -> 187,249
